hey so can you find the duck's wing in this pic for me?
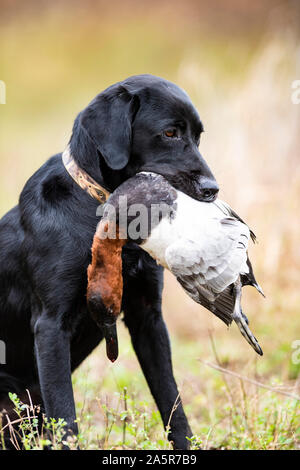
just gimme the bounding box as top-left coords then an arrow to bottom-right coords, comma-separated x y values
214,200 -> 257,243
177,274 -> 235,326
215,200 -> 265,296
165,219 -> 250,326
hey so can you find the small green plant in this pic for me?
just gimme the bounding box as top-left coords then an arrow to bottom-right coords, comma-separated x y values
0,392 -> 76,450
98,388 -> 166,450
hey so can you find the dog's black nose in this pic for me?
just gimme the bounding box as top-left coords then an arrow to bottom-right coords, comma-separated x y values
200,179 -> 219,201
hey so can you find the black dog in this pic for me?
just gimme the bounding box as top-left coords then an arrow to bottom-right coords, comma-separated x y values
0,74 -> 218,449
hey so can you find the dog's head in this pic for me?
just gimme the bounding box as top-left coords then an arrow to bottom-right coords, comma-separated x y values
70,74 -> 218,202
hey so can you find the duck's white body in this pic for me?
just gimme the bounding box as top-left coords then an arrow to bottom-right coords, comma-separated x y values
142,191 -> 250,299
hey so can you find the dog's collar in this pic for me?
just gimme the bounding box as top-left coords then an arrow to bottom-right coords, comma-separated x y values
62,145 -> 110,204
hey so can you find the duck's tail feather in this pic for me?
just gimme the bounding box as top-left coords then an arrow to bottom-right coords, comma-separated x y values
252,282 -> 265,298
233,311 -> 263,355
241,257 -> 265,297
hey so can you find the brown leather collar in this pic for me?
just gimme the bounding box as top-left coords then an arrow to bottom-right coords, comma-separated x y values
62,145 -> 110,204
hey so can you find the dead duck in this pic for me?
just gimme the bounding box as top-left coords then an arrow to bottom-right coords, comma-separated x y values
87,172 -> 264,361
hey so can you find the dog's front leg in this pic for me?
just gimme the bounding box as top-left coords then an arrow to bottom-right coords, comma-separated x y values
34,313 -> 78,447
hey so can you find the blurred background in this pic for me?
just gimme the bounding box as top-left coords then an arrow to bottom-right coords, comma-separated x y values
0,0 -> 300,449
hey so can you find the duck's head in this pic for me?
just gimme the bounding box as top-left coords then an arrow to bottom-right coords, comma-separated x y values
87,221 -> 127,362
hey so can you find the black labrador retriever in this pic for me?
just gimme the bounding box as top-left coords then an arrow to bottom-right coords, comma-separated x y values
0,74 -> 219,449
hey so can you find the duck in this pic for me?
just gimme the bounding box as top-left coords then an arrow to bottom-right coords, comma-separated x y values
88,172 -> 264,360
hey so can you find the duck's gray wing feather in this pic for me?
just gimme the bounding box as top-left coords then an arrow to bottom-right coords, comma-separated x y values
165,235 -> 245,326
177,275 -> 234,326
214,200 -> 257,243
165,220 -> 249,294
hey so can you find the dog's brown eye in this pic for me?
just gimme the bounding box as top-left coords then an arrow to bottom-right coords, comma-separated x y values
164,129 -> 176,138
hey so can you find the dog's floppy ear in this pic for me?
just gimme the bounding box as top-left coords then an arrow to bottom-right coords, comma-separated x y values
80,85 -> 139,170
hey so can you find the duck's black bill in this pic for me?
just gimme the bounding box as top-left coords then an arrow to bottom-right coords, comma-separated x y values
102,322 -> 119,362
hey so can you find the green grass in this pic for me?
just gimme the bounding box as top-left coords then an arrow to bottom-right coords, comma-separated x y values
1,323 -> 299,450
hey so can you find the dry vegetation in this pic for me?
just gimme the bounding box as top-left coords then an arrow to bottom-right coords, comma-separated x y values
0,0 -> 299,449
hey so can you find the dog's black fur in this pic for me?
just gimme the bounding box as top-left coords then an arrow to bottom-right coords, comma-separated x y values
0,75 -> 218,449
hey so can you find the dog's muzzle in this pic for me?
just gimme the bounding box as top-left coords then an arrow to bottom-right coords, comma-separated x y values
198,177 -> 219,202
